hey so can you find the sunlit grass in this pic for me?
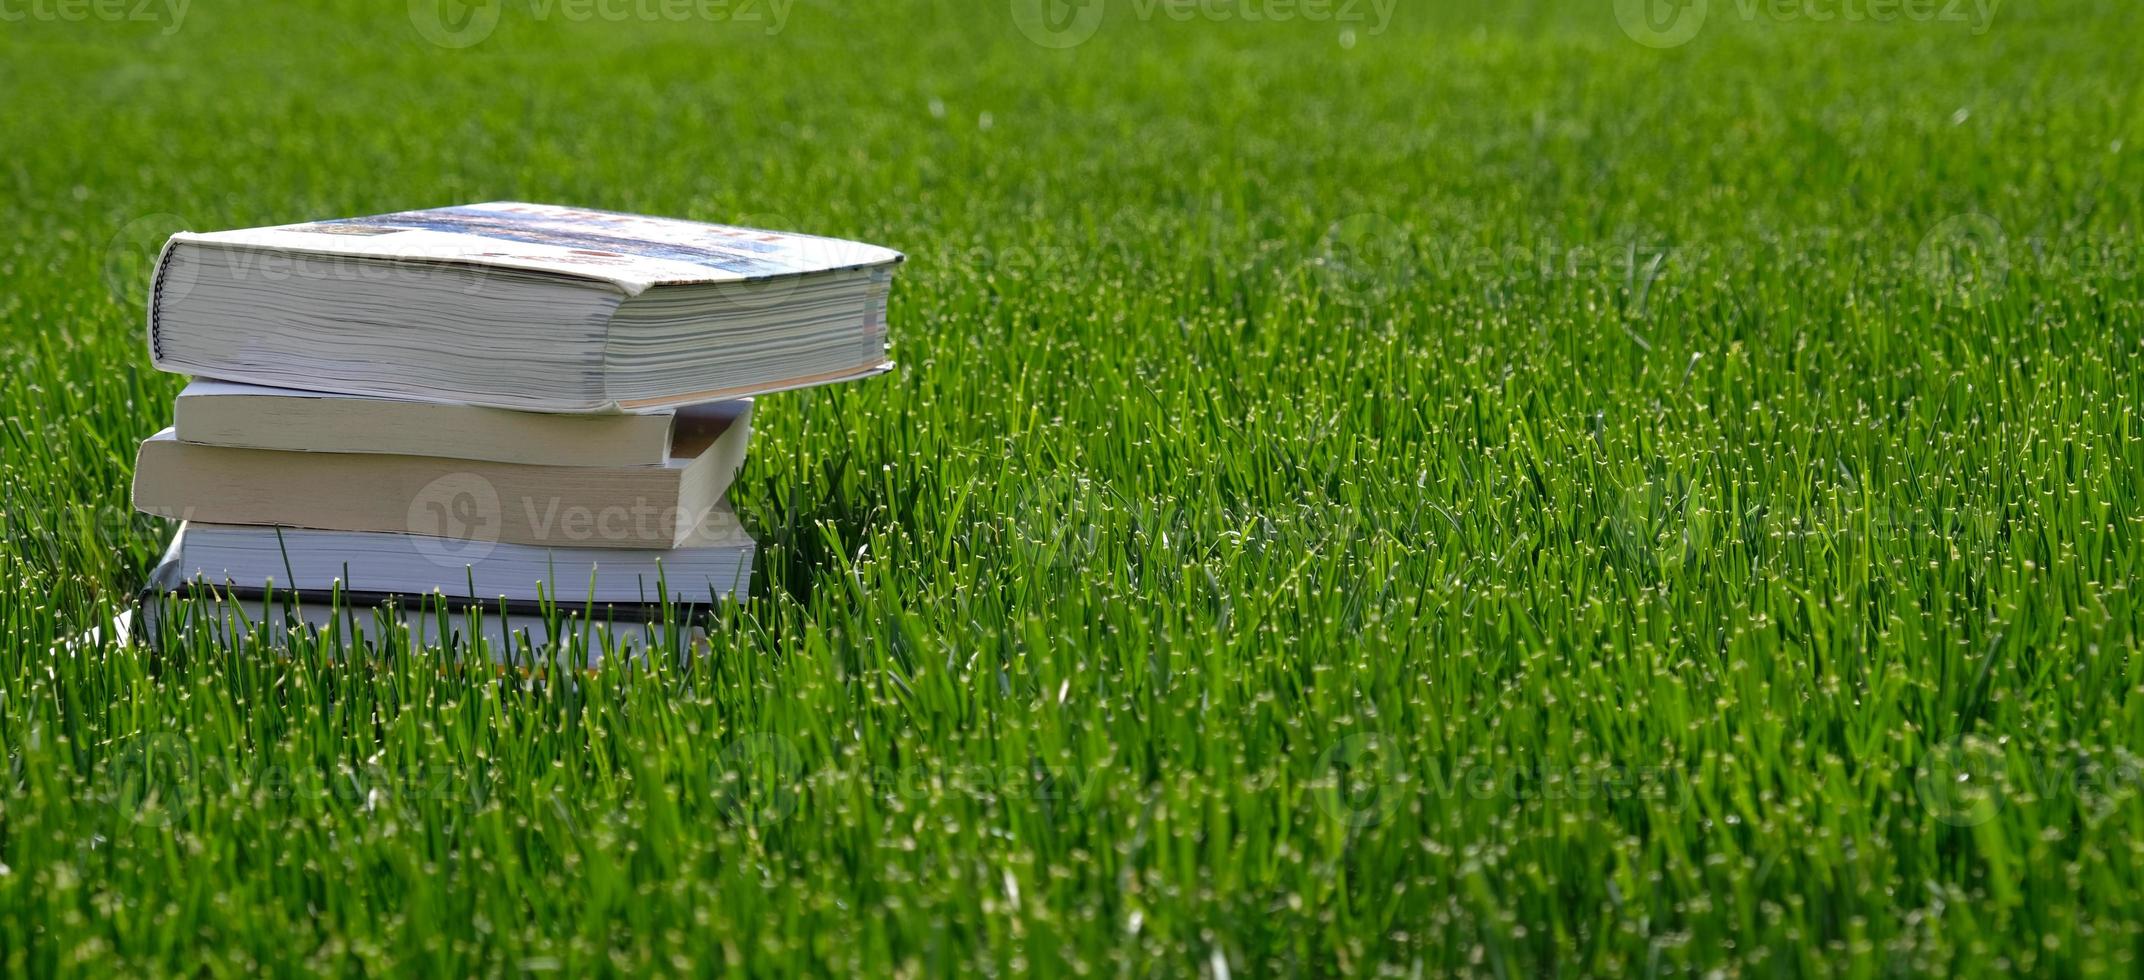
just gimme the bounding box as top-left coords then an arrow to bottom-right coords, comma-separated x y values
3,0 -> 2143,974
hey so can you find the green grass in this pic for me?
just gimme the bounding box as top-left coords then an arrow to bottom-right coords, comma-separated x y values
4,0 -> 2144,973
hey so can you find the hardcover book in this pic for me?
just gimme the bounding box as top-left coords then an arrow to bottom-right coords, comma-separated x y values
173,380 -> 690,467
167,513 -> 756,604
147,202 -> 903,412
133,400 -> 751,548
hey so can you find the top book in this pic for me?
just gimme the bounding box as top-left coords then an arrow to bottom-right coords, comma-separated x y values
146,202 -> 903,412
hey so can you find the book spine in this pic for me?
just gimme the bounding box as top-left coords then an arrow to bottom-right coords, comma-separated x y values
145,237 -> 182,365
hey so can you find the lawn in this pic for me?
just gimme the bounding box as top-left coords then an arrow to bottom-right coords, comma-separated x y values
3,0 -> 2143,974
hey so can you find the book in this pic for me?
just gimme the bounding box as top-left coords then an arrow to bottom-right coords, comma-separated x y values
165,514 -> 755,604
131,528 -> 739,665
131,583 -> 710,665
147,202 -> 903,412
133,400 -> 751,548
136,596 -> 701,665
174,379 -> 683,467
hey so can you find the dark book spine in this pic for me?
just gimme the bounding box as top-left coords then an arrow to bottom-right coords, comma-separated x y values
145,239 -> 178,361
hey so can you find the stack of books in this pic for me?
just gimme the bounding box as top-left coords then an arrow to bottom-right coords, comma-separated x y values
129,202 -> 903,661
